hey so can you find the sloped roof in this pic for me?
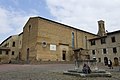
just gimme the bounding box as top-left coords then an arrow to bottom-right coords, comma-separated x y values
0,36 -> 12,46
88,36 -> 107,41
107,30 -> 120,35
88,30 -> 120,41
27,16 -> 97,36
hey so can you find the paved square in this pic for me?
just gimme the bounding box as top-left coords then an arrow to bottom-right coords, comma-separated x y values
0,64 -> 120,80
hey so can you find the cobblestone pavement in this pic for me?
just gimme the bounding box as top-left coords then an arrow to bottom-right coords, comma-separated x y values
0,64 -> 120,80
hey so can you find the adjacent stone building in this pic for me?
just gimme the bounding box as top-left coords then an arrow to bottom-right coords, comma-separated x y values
0,33 -> 23,62
88,20 -> 120,65
0,47 -> 10,63
21,17 -> 97,62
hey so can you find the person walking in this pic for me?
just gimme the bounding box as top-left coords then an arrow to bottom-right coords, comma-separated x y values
108,59 -> 113,69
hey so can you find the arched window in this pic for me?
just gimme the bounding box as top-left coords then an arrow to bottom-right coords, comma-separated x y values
72,32 -> 74,49
28,25 -> 32,32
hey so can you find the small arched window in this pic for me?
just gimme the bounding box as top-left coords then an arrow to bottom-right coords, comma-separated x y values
72,32 -> 74,48
28,25 -> 32,32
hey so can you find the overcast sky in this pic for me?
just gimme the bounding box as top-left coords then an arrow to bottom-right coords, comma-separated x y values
0,0 -> 120,43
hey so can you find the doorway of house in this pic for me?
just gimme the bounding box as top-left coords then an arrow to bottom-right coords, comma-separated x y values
104,57 -> 108,66
62,50 -> 66,61
98,58 -> 101,62
114,57 -> 119,66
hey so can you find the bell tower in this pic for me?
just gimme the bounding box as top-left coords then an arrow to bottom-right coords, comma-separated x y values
97,20 -> 106,37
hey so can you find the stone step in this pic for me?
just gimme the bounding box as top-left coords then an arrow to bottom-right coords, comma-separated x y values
68,69 -> 106,73
63,71 -> 112,77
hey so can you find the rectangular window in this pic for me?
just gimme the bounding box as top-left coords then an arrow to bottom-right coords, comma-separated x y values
101,38 -> 106,44
12,41 -> 15,47
6,51 -> 9,55
91,40 -> 95,45
111,36 -> 116,43
12,51 -> 14,55
92,50 -> 95,55
103,48 -> 106,54
113,47 -> 117,53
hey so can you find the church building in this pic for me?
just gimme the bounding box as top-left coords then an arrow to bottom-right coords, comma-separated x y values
21,17 -> 96,62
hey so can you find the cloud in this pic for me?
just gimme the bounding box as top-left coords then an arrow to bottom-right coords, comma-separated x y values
46,0 -> 120,33
0,6 -> 38,43
0,7 -> 13,34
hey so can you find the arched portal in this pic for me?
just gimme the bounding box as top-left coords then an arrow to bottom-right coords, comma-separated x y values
104,57 -> 108,66
114,57 -> 119,66
26,48 -> 29,64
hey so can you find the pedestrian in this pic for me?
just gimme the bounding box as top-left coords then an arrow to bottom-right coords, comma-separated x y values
108,59 -> 113,69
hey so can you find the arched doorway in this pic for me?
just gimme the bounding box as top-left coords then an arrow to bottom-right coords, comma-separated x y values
114,57 -> 119,66
104,57 -> 108,66
26,48 -> 29,64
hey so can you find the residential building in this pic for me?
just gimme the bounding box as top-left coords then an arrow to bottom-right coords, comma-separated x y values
0,33 -> 23,62
0,47 -> 10,63
88,20 -> 120,65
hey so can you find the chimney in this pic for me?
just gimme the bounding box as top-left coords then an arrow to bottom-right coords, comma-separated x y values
97,20 -> 106,37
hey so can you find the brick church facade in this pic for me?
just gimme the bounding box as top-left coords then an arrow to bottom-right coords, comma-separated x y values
21,17 -> 96,62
